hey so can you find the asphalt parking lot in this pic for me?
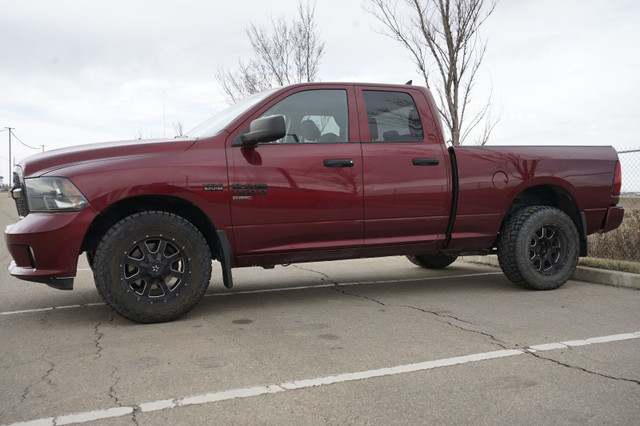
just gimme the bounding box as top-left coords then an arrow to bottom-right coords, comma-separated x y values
1,196 -> 639,425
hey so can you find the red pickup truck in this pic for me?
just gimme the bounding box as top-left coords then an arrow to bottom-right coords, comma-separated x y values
6,82 -> 624,323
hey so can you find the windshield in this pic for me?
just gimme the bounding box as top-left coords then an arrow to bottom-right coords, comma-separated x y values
186,88 -> 279,138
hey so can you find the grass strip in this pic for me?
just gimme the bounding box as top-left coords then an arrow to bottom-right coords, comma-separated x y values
579,257 -> 640,275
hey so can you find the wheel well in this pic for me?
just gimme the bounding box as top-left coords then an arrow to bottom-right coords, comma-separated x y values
81,195 -> 220,260
503,185 -> 587,255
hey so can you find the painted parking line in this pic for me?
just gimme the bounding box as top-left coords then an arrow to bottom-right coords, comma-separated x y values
0,272 -> 503,316
0,303 -> 107,316
6,330 -> 640,426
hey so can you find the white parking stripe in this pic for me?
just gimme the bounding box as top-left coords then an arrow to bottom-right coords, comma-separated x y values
0,304 -> 105,316
0,272 -> 503,316
5,331 -> 639,426
562,332 -> 640,347
56,407 -> 134,425
278,349 -> 523,391
1,307 -> 56,315
528,342 -> 568,352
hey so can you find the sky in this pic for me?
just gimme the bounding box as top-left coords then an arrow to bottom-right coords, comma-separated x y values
1,0 -> 639,183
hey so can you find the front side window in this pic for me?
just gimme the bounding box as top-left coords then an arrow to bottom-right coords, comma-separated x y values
363,91 -> 423,142
238,89 -> 349,144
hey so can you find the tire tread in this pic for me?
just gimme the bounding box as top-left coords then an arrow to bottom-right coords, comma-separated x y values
93,211 -> 212,323
498,206 -> 578,290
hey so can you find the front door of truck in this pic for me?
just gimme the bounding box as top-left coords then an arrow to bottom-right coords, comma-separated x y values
227,87 -> 364,262
357,87 -> 451,250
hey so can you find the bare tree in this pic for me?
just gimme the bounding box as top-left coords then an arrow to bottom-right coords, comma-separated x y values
366,0 -> 498,145
217,0 -> 325,104
173,121 -> 184,137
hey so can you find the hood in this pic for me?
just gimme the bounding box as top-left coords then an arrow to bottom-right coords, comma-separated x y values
19,137 -> 197,178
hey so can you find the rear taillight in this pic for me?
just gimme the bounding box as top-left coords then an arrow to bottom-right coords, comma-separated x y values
612,161 -> 622,196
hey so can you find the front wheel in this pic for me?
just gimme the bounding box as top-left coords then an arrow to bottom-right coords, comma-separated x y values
498,206 -> 579,290
93,211 -> 212,323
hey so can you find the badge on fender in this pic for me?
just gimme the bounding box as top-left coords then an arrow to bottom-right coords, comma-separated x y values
232,183 -> 268,200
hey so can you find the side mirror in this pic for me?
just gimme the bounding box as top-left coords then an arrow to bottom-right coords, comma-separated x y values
241,115 -> 286,146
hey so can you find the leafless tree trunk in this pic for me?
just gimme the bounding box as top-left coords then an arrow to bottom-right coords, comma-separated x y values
217,0 -> 325,104
366,0 -> 498,145
173,122 -> 184,137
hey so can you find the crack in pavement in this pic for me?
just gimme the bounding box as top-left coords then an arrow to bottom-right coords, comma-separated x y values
335,288 -> 508,349
109,366 -> 122,407
291,264 -> 334,283
528,351 -> 640,385
330,285 -> 387,306
293,264 -> 390,307
20,383 -> 33,404
398,304 -> 509,349
297,265 -> 509,349
94,321 -> 105,360
292,264 -> 389,307
5,329 -> 639,425
398,304 -> 475,326
94,315 -> 115,360
131,407 -> 140,425
43,361 -> 55,387
92,316 -> 126,410
20,360 -> 55,404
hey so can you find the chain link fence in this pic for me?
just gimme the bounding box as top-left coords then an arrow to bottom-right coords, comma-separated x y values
619,149 -> 640,210
587,148 -> 639,262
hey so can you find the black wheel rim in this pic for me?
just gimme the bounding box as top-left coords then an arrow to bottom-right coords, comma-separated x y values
119,235 -> 192,302
528,225 -> 566,275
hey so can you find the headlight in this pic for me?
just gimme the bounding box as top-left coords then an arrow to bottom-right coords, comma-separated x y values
25,177 -> 89,212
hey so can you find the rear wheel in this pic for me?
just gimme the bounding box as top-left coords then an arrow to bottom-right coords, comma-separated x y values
406,253 -> 459,269
93,211 -> 212,323
498,206 -> 579,290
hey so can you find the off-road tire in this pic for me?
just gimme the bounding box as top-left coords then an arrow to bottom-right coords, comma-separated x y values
93,211 -> 212,323
406,253 -> 459,269
498,206 -> 579,290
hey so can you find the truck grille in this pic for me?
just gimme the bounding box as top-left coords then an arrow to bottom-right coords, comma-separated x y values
13,171 -> 29,217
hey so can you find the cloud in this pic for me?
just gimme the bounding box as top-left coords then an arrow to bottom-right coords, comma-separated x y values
0,0 -> 639,182
482,0 -> 640,147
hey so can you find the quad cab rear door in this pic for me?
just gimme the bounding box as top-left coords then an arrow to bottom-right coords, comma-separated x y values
355,86 -> 452,254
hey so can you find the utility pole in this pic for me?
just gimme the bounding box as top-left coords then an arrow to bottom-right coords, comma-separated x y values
163,89 -> 166,139
5,127 -> 13,187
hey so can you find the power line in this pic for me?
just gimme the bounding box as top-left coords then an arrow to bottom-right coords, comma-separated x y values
11,131 -> 40,151
4,128 -> 41,187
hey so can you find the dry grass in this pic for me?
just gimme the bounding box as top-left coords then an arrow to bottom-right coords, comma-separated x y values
587,208 -> 639,263
578,257 -> 640,274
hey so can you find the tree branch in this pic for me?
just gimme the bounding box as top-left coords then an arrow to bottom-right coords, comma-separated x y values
366,0 -> 497,145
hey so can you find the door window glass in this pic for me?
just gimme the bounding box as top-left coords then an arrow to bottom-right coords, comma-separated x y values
363,91 -> 423,142
237,89 -> 349,144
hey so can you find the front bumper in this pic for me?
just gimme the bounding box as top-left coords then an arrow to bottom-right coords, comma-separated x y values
5,206 -> 97,290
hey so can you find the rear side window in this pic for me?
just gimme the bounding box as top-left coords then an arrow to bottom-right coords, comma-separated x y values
363,91 -> 423,142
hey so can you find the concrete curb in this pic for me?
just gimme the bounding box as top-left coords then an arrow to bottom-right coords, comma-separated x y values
461,256 -> 640,290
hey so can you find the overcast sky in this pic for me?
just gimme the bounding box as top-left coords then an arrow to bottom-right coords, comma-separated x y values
1,0 -> 639,181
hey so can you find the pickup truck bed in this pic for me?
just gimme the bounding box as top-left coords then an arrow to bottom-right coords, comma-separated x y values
450,145 -> 622,252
